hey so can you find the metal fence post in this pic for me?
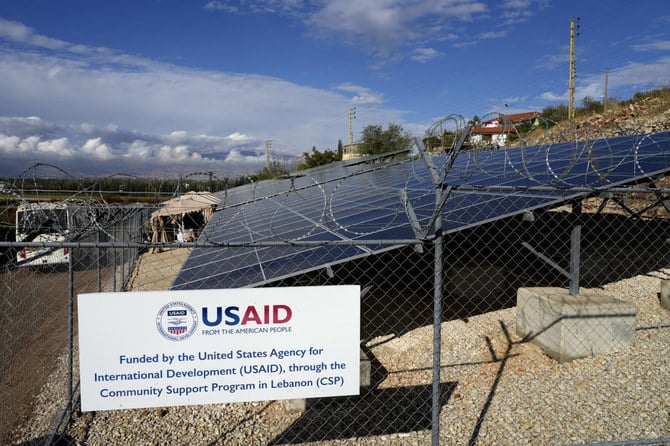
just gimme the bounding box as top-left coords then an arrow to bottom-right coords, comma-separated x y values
96,229 -> 101,292
570,201 -> 582,296
569,224 -> 581,296
432,192 -> 444,446
68,250 -> 74,410
112,248 -> 117,292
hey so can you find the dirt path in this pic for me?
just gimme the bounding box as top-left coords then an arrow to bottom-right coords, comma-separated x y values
126,247 -> 191,291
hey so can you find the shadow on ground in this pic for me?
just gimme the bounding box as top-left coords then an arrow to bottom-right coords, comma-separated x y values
268,382 -> 456,444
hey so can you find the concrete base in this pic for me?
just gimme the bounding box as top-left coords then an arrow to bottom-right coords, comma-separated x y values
281,397 -> 309,412
660,280 -> 670,311
516,287 -> 637,363
281,348 -> 371,411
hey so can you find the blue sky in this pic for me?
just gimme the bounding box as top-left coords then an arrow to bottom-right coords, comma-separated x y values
0,0 -> 669,178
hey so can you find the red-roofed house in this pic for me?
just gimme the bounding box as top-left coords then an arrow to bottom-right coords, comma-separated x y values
470,111 -> 541,147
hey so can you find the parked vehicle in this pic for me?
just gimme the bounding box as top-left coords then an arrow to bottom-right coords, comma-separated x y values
15,202 -> 100,267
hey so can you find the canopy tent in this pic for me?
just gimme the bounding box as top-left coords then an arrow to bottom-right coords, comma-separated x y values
151,191 -> 220,220
150,192 -> 220,250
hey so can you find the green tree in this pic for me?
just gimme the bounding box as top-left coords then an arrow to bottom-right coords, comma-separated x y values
423,134 -> 441,151
249,161 -> 289,181
468,115 -> 481,127
359,123 -> 413,155
540,104 -> 569,125
337,139 -> 343,161
296,146 -> 339,170
423,130 -> 457,151
578,96 -> 604,116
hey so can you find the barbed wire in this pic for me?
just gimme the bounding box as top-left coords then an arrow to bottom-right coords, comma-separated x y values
3,122 -> 670,247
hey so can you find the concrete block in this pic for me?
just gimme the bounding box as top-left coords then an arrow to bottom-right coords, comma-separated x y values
359,348 -> 371,387
516,287 -> 637,363
281,398 -> 307,411
660,280 -> 670,311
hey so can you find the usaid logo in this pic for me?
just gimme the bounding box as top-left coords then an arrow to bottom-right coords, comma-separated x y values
156,301 -> 198,341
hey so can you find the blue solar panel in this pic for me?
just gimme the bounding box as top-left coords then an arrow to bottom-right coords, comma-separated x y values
171,131 -> 670,289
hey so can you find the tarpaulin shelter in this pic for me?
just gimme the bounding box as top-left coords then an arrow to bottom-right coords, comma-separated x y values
150,192 -> 220,251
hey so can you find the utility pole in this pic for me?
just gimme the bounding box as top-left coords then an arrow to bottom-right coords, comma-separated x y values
265,140 -> 271,167
604,68 -> 609,113
568,17 -> 580,120
348,107 -> 356,146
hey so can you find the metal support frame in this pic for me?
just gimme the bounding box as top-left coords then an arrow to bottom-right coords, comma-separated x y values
594,186 -> 670,219
521,200 -> 583,296
398,188 -> 426,253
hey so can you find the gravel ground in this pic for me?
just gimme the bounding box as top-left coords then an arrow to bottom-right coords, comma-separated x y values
8,253 -> 670,445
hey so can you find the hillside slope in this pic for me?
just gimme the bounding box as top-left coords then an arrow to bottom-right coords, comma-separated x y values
523,94 -> 670,146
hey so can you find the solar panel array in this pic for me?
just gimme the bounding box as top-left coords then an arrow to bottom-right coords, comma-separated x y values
171,131 -> 670,289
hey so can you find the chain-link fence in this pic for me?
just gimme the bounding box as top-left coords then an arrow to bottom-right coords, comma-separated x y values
2,130 -> 670,445
2,190 -> 669,445
0,203 -> 151,446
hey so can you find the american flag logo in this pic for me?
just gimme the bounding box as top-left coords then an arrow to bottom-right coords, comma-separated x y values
168,326 -> 187,335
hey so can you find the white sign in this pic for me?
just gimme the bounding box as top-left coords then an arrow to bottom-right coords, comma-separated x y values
78,286 -> 360,411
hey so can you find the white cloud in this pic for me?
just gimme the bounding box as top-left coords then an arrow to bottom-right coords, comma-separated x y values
479,31 -> 507,40
204,0 -> 304,16
204,1 -> 507,62
539,57 -> 670,104
411,47 -> 440,63
17,135 -> 41,153
0,20 -> 406,176
168,131 -> 189,139
500,0 -> 548,24
632,40 -> 670,52
227,132 -> 251,141
335,83 -> 384,105
0,133 -> 21,151
0,114 -> 305,177
534,50 -> 569,71
504,96 -> 526,104
81,138 -> 114,160
539,91 -> 566,102
41,137 -> 72,155
0,18 -> 68,50
0,133 -> 75,158
204,1 -> 238,12
292,0 -> 548,62
124,140 -> 151,160
306,0 -> 489,58
224,149 -> 266,163
606,57 -> 670,90
156,144 -> 200,162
